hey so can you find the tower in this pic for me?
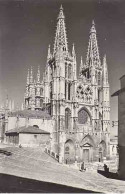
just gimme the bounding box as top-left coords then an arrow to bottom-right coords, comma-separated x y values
24,66 -> 44,110
102,55 -> 110,155
45,5 -> 78,162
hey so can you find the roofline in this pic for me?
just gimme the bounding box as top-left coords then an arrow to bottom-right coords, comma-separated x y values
120,74 -> 125,80
6,131 -> 50,135
5,126 -> 50,135
111,87 -> 125,97
19,131 -> 50,134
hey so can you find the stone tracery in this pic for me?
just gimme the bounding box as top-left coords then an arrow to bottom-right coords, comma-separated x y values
76,85 -> 92,103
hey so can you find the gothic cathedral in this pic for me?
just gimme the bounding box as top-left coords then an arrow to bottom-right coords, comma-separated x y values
24,6 -> 110,163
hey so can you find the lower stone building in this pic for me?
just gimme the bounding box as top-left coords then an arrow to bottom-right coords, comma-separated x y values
5,126 -> 50,148
112,75 -> 125,179
110,136 -> 118,159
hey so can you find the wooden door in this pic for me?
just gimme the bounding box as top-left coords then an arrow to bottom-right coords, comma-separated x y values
83,149 -> 89,162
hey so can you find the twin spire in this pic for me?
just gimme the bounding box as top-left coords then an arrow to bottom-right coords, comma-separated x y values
53,6 -> 101,71
27,66 -> 41,84
26,7 -> 108,85
86,20 -> 101,68
53,5 -> 68,55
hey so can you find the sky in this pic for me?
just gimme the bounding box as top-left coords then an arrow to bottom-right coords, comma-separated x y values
1,0 -> 125,136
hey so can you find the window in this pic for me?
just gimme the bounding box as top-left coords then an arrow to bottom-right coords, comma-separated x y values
65,82 -> 67,99
78,109 -> 90,124
68,64 -> 72,79
40,99 -> 43,107
98,90 -> 100,101
50,82 -> 52,99
65,108 -> 71,130
112,145 -> 114,153
40,88 -> 43,96
98,72 -> 101,85
68,83 -> 71,100
34,135 -> 37,139
65,63 -> 67,78
65,146 -> 69,151
35,88 -> 37,95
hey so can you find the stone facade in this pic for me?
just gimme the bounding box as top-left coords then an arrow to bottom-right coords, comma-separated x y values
110,136 -> 118,159
112,75 -> 125,179
23,6 -> 110,163
1,6 -> 111,164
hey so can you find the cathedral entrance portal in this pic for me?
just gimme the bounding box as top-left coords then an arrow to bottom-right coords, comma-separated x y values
99,140 -> 106,162
83,149 -> 89,162
81,135 -> 95,163
64,139 -> 75,164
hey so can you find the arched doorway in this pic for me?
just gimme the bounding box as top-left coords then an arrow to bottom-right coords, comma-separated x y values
65,108 -> 71,132
80,135 -> 95,162
99,140 -> 106,162
64,139 -> 75,164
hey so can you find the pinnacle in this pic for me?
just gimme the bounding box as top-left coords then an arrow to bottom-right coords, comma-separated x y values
90,20 -> 96,34
92,20 -> 95,26
103,54 -> 107,68
79,56 -> 83,75
27,69 -> 30,84
30,66 -> 33,83
60,4 -> 63,10
58,5 -> 65,19
47,44 -> 51,60
37,65 -> 40,83
72,43 -> 75,55
104,54 -> 106,60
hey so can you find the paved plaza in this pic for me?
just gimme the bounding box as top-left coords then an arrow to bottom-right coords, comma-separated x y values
0,146 -> 125,193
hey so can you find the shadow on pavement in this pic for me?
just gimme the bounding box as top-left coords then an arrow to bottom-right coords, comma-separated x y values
0,173 -> 100,193
97,170 -> 119,180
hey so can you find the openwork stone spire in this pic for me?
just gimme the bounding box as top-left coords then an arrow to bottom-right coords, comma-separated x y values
53,5 -> 68,55
47,45 -> 51,61
79,56 -> 86,77
79,56 -> 83,74
27,69 -> 30,85
72,43 -> 75,57
37,66 -> 40,83
30,66 -> 33,83
86,20 -> 101,68
102,55 -> 109,86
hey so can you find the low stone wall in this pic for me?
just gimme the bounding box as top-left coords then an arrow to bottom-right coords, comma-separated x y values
45,148 -> 59,161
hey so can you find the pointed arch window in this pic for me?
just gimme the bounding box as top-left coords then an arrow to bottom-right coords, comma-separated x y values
50,82 -> 52,99
65,108 -> 71,131
68,64 -> 72,79
40,99 -> 43,107
40,88 -> 43,96
78,108 -> 91,124
98,89 -> 100,101
65,63 -> 67,78
35,88 -> 37,95
68,83 -> 71,100
65,82 -> 67,99
98,71 -> 101,85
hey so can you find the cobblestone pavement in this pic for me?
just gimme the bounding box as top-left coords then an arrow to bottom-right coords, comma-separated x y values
0,146 -> 125,193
